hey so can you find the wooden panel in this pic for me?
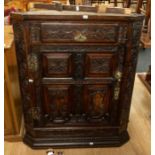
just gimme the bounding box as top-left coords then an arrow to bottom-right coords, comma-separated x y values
42,53 -> 72,77
84,84 -> 112,122
85,53 -> 117,77
40,23 -> 119,43
42,84 -> 72,123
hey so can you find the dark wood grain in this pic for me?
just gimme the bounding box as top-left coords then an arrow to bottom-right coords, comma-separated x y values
12,11 -> 144,148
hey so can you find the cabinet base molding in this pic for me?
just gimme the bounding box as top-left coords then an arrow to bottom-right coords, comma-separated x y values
23,131 -> 129,149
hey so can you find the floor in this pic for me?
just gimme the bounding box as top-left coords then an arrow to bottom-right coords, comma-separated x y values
4,76 -> 151,155
136,48 -> 151,72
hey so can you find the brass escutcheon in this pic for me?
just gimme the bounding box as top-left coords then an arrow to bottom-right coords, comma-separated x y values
74,32 -> 87,42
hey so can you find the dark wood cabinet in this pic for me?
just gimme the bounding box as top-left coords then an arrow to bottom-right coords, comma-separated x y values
11,11 -> 143,148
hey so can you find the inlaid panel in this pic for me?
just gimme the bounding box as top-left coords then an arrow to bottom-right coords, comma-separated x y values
85,53 -> 117,77
84,84 -> 112,122
42,53 -> 72,77
42,85 -> 71,123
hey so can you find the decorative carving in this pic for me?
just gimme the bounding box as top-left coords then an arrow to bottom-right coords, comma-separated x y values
29,107 -> 41,120
36,45 -> 118,53
114,71 -> 122,100
41,23 -> 118,42
118,25 -> 128,43
132,21 -> 143,46
13,22 -> 34,125
90,58 -> 109,73
27,53 -> 39,72
30,24 -> 40,43
48,59 -> 67,73
74,31 -> 87,42
73,53 -> 84,79
44,86 -> 70,123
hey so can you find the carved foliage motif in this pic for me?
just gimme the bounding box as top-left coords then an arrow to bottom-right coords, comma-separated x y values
113,71 -> 122,100
27,53 -> 39,72
28,107 -> 41,120
90,58 -> 109,73
118,25 -> 128,43
132,21 -> 143,46
48,59 -> 67,73
41,23 -> 118,42
30,24 -> 40,43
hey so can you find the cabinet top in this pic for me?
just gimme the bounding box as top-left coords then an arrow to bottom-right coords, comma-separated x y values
11,10 -> 144,22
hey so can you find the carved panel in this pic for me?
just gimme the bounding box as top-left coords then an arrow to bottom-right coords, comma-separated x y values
27,53 -> 39,72
43,85 -> 71,123
118,25 -> 128,44
41,23 -> 119,43
42,53 -> 72,77
30,24 -> 40,43
132,21 -> 143,46
85,53 -> 116,77
28,107 -> 41,120
84,85 -> 111,122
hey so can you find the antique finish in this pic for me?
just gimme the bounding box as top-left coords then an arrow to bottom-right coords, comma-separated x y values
11,10 -> 143,148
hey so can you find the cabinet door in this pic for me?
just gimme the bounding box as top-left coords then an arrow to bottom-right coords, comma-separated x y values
42,84 -> 72,123
84,84 -> 113,122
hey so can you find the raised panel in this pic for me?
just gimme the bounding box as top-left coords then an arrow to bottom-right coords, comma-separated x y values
42,85 -> 72,123
41,23 -> 119,43
42,53 -> 72,77
85,53 -> 117,77
84,84 -> 112,122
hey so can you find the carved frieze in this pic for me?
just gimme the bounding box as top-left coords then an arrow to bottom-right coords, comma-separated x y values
41,23 -> 118,42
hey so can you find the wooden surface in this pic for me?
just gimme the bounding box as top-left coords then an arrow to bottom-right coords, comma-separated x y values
4,25 -> 23,141
12,12 -> 143,148
4,75 -> 151,155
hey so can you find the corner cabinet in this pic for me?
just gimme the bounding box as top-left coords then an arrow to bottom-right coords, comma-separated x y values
11,11 -> 143,148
